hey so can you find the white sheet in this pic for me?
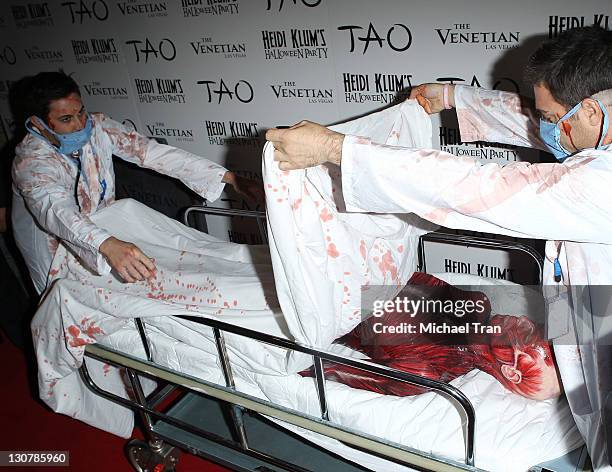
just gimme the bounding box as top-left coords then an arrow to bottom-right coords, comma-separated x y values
31,100 -> 582,471
100,304 -> 583,472
266,101 -> 438,362
33,198 -> 291,437
32,197 -> 582,471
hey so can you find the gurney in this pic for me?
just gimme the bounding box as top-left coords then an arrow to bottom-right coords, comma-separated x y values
32,101 -> 589,471
74,207 -> 587,472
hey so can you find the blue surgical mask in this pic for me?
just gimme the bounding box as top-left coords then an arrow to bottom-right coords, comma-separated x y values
25,114 -> 93,155
539,99 -> 610,162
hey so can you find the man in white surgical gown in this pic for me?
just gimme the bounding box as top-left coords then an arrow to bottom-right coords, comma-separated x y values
11,71 -> 261,295
266,25 -> 612,471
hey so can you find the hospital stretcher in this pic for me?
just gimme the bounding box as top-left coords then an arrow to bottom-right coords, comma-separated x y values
77,205 -> 591,472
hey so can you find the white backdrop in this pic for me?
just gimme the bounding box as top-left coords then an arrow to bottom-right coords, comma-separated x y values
0,0 -> 609,282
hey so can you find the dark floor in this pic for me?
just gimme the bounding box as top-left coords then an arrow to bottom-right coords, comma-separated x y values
0,335 -> 231,471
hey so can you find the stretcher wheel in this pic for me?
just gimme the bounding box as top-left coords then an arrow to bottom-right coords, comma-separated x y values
125,439 -> 179,472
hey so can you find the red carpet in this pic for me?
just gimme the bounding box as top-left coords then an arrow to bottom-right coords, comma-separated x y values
0,337 -> 231,471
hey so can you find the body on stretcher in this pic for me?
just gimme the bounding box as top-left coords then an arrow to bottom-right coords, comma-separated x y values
74,204 -> 588,472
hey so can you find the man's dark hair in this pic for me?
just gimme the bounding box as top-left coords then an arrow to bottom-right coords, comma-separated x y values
21,70 -> 80,123
525,25 -> 612,107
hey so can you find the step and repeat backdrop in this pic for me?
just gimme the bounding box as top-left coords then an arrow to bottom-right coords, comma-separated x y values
0,0 -> 609,282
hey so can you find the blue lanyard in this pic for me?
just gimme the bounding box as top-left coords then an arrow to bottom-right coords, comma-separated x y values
553,257 -> 562,283
67,150 -> 107,205
99,178 -> 107,203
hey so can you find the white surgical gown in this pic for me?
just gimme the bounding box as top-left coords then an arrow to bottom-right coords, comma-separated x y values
340,85 -> 612,471
11,112 -> 227,294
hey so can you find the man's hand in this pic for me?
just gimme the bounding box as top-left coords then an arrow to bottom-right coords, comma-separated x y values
222,172 -> 265,203
265,121 -> 345,170
409,83 -> 455,114
99,236 -> 157,283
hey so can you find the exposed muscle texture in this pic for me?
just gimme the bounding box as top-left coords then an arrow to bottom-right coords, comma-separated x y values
305,273 -> 560,400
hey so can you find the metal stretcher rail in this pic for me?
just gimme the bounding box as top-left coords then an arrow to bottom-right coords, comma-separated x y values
183,205 -> 268,244
79,205 -> 544,472
80,340 -> 482,472
417,231 -> 543,284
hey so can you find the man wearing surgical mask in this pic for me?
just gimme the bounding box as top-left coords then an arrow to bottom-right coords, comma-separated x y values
12,71 -> 262,295
267,25 -> 612,470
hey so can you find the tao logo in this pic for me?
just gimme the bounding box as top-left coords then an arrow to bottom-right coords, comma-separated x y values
338,23 -> 412,54
125,38 -> 176,63
0,46 -> 16,65
61,0 -> 109,23
437,76 -> 520,94
266,0 -> 321,11
196,79 -> 254,104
